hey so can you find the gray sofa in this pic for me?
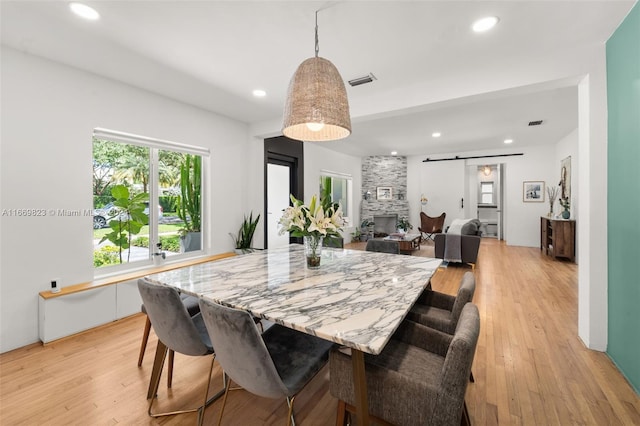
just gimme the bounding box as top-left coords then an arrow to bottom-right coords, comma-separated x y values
434,219 -> 482,269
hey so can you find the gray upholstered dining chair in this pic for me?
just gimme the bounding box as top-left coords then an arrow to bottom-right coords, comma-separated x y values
324,236 -> 344,248
408,271 -> 476,335
138,293 -> 200,388
408,271 -> 477,382
330,303 -> 480,426
137,279 -> 223,425
198,298 -> 335,426
365,238 -> 400,254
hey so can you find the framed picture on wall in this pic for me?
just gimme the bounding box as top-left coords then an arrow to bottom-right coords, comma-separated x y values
560,156 -> 571,201
377,187 -> 393,200
523,181 -> 545,202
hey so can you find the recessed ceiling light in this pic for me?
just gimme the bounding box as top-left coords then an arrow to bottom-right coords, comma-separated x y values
504,139 -> 513,144
69,3 -> 100,20
252,89 -> 266,97
472,16 -> 499,33
391,151 -> 398,156
432,132 -> 441,138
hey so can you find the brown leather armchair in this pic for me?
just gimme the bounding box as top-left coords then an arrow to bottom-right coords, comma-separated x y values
418,212 -> 446,241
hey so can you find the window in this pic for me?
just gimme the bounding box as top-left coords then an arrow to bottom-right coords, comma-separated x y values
92,128 -> 208,270
320,171 -> 352,224
480,182 -> 494,205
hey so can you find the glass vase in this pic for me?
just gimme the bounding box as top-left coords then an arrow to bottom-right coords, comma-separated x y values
303,235 -> 324,268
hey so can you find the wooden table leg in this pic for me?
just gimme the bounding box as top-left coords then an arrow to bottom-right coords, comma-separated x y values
351,349 -> 370,425
147,340 -> 168,399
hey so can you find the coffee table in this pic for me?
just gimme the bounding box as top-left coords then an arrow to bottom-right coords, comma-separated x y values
384,233 -> 421,254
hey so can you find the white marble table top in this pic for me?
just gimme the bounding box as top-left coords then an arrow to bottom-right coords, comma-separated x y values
145,245 -> 441,355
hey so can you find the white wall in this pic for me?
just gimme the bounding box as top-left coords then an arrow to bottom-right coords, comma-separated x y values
408,145 -> 562,248
0,47 -> 252,352
303,143 -> 362,243
407,158 -> 465,230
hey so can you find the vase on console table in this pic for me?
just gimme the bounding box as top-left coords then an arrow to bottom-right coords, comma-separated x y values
562,208 -> 570,219
303,235 -> 324,268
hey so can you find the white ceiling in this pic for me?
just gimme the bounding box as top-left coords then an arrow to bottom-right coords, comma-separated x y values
1,1 -> 634,157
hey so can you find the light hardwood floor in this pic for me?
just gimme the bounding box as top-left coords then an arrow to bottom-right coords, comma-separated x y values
1,239 -> 639,425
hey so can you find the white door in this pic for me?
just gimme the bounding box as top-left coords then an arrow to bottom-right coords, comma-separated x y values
267,163 -> 291,248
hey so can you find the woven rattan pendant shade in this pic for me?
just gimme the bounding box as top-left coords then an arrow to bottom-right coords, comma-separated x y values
282,56 -> 351,142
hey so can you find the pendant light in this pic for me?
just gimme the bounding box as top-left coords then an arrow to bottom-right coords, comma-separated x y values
282,11 -> 351,142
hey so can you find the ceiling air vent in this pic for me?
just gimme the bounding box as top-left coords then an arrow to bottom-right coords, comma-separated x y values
348,73 -> 377,87
528,120 -> 543,126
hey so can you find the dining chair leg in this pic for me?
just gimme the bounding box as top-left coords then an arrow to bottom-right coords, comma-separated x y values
147,343 -> 168,415
147,340 -> 168,399
461,401 -> 471,426
137,316 -> 152,366
286,395 -> 296,426
216,376 -> 233,426
336,400 -> 347,426
167,350 -> 175,388
197,355 -> 216,426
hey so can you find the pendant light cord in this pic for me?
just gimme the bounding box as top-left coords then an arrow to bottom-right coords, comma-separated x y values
315,10 -> 319,57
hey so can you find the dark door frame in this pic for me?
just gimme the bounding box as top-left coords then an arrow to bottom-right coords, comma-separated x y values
264,136 -> 304,248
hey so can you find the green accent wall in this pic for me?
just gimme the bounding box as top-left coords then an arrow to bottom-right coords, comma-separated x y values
607,1 -> 640,394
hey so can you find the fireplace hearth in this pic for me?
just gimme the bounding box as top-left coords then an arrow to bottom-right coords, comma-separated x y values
373,214 -> 398,236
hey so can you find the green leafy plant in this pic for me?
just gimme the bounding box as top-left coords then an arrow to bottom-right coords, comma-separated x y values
132,235 -> 181,252
93,245 -> 120,267
361,218 -> 374,229
99,185 -> 149,264
351,227 -> 362,239
176,154 -> 201,235
230,212 -> 261,251
397,217 -> 413,232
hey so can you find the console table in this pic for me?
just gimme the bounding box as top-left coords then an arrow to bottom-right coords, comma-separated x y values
540,217 -> 575,262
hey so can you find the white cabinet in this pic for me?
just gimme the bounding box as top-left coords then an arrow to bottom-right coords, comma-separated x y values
38,280 -> 142,344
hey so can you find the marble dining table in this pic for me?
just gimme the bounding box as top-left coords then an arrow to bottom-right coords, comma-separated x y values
145,244 -> 442,425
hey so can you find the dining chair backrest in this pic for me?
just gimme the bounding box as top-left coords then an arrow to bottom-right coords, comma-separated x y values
137,279 -> 210,356
198,298 -> 288,399
450,272 -> 476,326
419,212 -> 446,234
439,304 -> 480,410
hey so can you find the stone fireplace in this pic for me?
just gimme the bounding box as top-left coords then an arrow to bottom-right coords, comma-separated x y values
361,156 -> 409,231
373,214 -> 398,236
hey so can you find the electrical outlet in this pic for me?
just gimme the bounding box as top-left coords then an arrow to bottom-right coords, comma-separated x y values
51,278 -> 61,294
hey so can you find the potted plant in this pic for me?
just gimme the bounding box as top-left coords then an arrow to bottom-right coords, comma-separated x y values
360,218 -> 374,241
230,212 -> 260,254
99,185 -> 149,264
176,154 -> 202,252
351,227 -> 362,242
397,217 -> 413,233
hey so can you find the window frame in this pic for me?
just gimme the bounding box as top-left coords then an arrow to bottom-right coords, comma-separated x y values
92,128 -> 209,276
479,181 -> 495,205
320,170 -> 353,225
